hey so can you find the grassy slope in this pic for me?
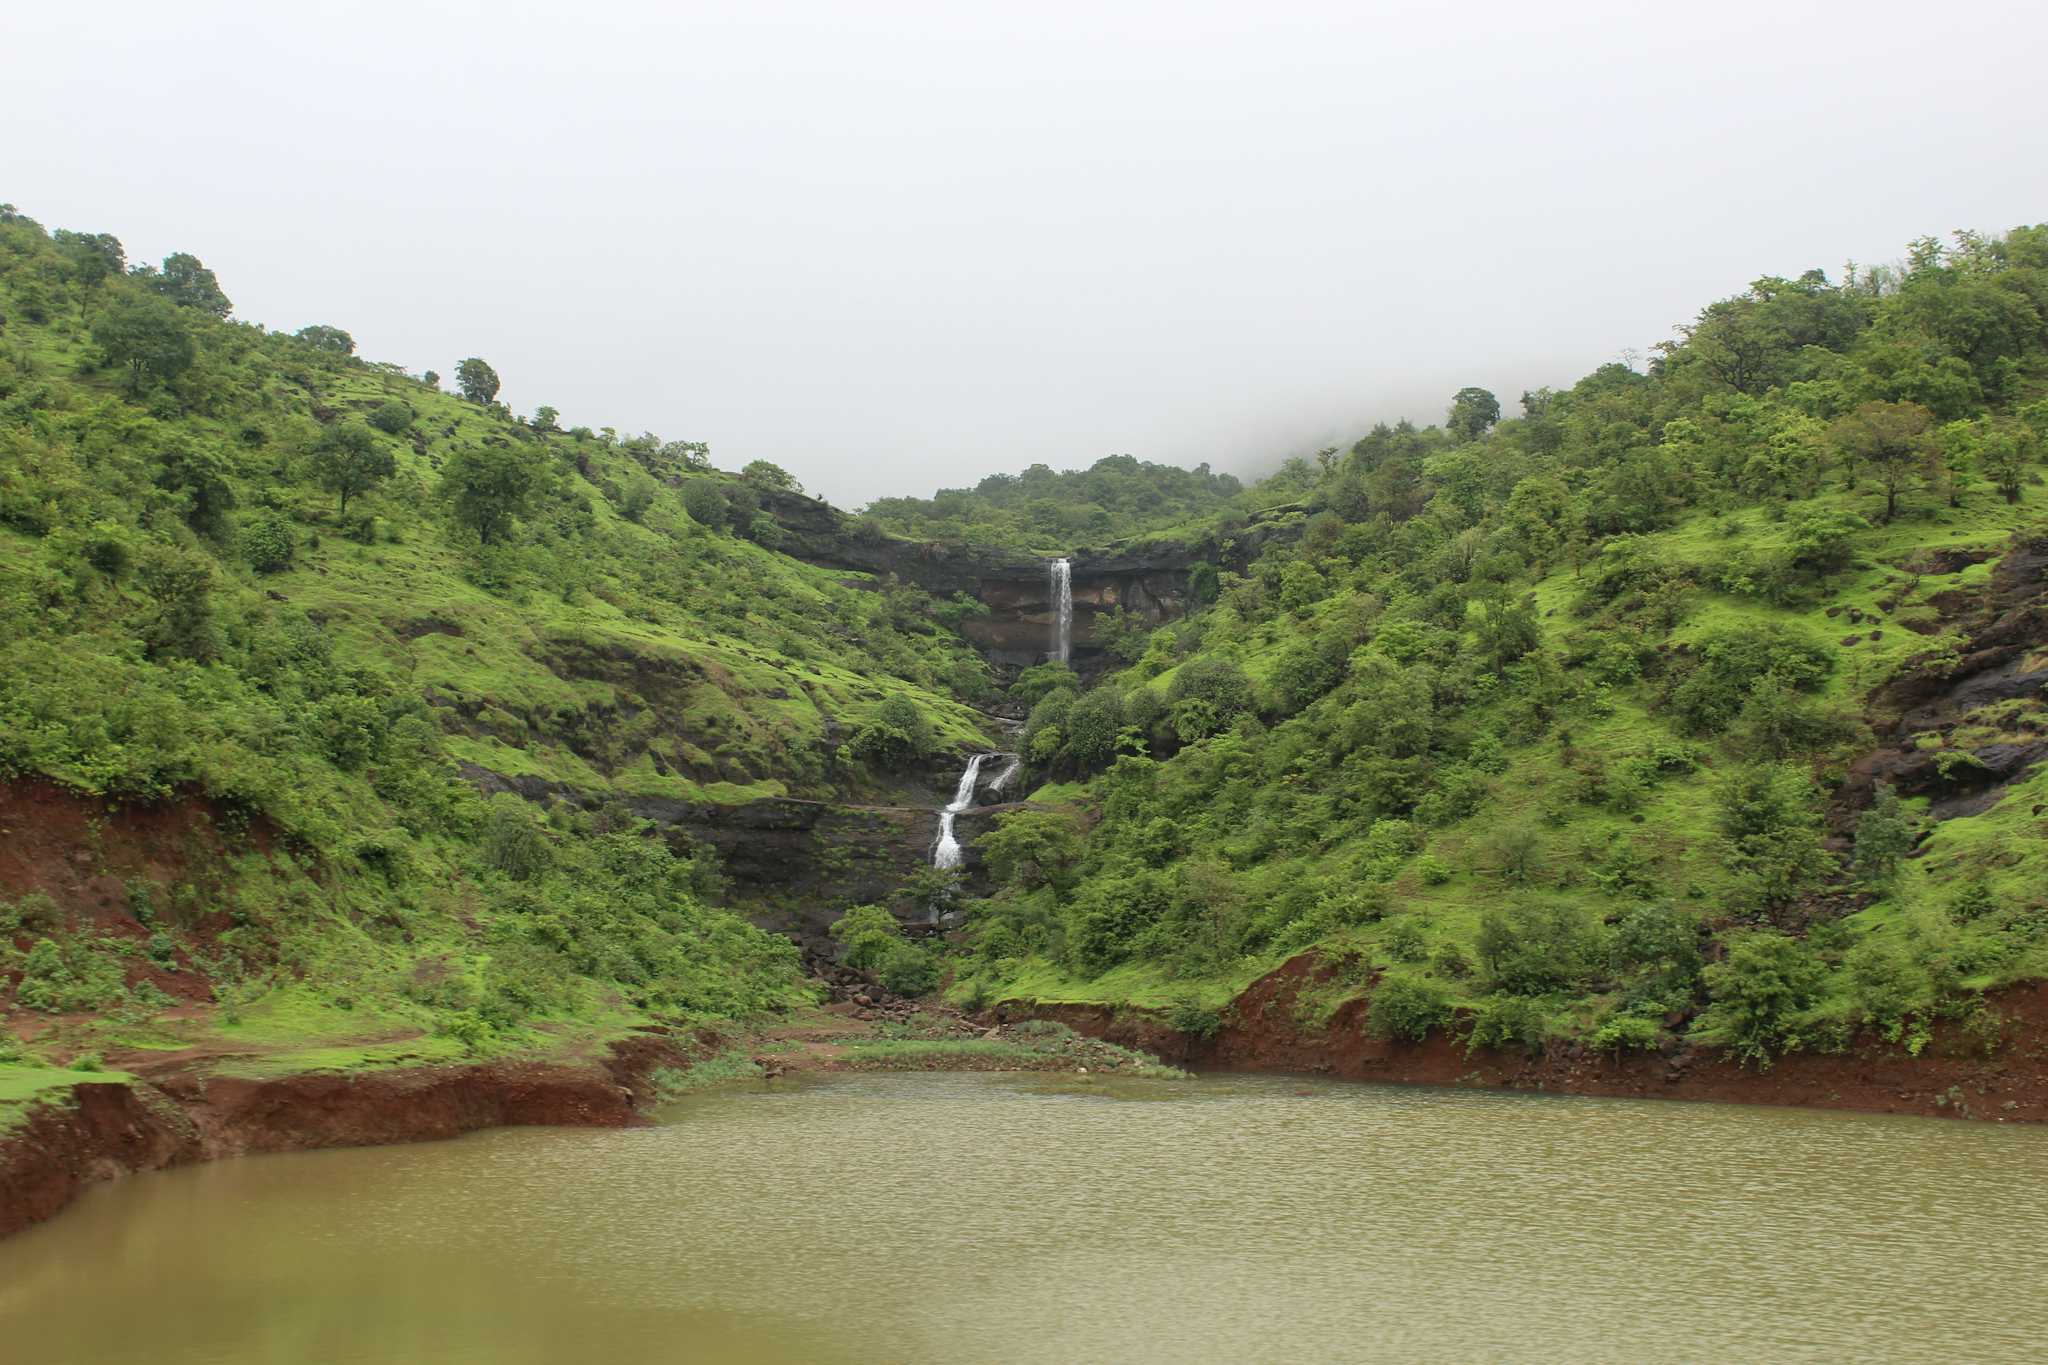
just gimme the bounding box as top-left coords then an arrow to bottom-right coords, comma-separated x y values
0,211 -> 990,1081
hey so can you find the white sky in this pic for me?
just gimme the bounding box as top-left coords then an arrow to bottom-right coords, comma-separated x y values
8,0 -> 2046,504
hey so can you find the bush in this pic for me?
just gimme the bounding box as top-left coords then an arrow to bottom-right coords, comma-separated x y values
1168,995 -> 1222,1039
682,480 -> 729,531
878,941 -> 939,997
830,903 -> 901,970
1464,994 -> 1548,1053
1693,930 -> 1826,1065
1590,1012 -> 1665,1052
367,400 -> 413,434
240,512 -> 296,573
1668,624 -> 1832,734
1366,973 -> 1451,1042
1167,656 -> 1252,721
842,696 -> 936,768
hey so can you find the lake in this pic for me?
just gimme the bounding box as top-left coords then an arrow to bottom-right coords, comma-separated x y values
3,1072 -> 2044,1363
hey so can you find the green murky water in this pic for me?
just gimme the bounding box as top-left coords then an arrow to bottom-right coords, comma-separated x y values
3,1072 -> 2044,1363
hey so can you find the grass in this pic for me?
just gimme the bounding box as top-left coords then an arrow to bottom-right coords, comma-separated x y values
0,1063 -> 134,1134
651,1048 -> 765,1099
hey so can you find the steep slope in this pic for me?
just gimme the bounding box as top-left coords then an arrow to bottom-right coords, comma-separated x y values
948,227 -> 2048,1091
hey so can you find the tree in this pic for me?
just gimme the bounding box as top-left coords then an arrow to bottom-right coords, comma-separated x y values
1830,401 -> 1935,521
1446,387 -> 1501,442
295,324 -> 355,355
829,903 -> 902,970
531,405 -> 559,433
682,480 -> 729,531
310,420 -> 397,516
741,459 -> 800,492
366,400 -> 413,435
134,542 -> 216,660
55,230 -> 124,314
136,252 -> 231,316
155,443 -> 237,540
455,357 -> 501,405
1852,783 -> 1916,885
93,293 -> 195,395
440,444 -> 539,544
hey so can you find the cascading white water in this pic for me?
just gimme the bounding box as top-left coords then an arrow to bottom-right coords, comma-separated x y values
931,753 -> 987,871
985,752 -> 1023,796
1050,558 -> 1072,664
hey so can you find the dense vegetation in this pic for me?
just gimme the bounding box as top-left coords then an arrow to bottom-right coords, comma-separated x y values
5,198 -> 2046,1084
0,201 -> 997,1062
861,454 -> 1249,550
951,227 -> 2048,1065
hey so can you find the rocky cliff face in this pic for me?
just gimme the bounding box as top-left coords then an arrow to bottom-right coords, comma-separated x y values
759,487 -> 1305,672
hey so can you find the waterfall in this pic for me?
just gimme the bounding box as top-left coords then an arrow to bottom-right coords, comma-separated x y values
985,752 -> 1023,796
1050,558 -> 1072,664
931,753 -> 987,871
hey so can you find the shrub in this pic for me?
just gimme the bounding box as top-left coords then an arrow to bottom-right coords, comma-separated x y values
830,903 -> 901,970
878,941 -> 939,997
1852,783 -> 1917,885
1167,656 -> 1252,721
1168,995 -> 1222,1039
240,512 -> 296,573
480,794 -> 551,880
1382,917 -> 1428,962
682,480 -> 729,531
1693,930 -> 1826,1065
1669,624 -> 1832,734
843,696 -> 935,768
1464,994 -> 1548,1053
366,400 -> 413,435
1366,973 -> 1451,1042
1590,1012 -> 1665,1052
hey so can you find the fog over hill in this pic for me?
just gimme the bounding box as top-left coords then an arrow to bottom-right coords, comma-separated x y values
9,0 -> 2047,503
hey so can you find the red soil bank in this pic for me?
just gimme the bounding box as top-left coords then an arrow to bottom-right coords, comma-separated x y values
1009,951 -> 2048,1123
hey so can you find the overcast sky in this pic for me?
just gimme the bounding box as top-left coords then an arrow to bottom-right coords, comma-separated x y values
9,1 -> 2046,506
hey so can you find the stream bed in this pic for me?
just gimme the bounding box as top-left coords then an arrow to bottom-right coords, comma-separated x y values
3,1071 -> 2045,1362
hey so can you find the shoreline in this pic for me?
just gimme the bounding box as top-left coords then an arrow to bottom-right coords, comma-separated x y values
1001,951 -> 2048,1125
8,968 -> 2045,1244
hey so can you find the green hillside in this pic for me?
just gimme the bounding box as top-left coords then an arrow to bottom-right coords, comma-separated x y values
951,229 -> 2048,1064
0,203 -> 998,1068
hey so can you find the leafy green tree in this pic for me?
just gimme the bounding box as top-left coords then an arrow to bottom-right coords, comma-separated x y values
1474,589 -> 1540,673
843,695 -> 935,767
136,252 -> 231,316
295,324 -> 354,355
1446,386 -> 1501,442
1852,782 -> 1916,885
310,420 -> 398,516
1064,685 -> 1125,770
134,542 -> 216,660
741,460 -> 800,492
681,480 -> 729,530
1715,763 -> 1835,909
455,357 -> 501,405
240,512 -> 296,573
1694,930 -> 1826,1065
1367,973 -> 1452,1041
829,903 -> 902,970
1167,656 -> 1251,721
531,405 -> 560,432
93,293 -> 195,395
1831,401 -> 1935,521
154,443 -> 237,539
366,401 -> 413,435
55,229 -> 124,313
440,444 -> 539,544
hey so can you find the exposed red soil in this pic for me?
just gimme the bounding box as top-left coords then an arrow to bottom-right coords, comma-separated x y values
0,778 -> 268,1002
0,1031 -> 690,1242
1009,951 -> 2048,1123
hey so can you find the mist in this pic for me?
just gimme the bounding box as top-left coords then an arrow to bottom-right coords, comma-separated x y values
8,0 -> 2046,505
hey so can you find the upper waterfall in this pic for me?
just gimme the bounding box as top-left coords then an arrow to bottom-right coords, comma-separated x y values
1050,558 -> 1072,664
